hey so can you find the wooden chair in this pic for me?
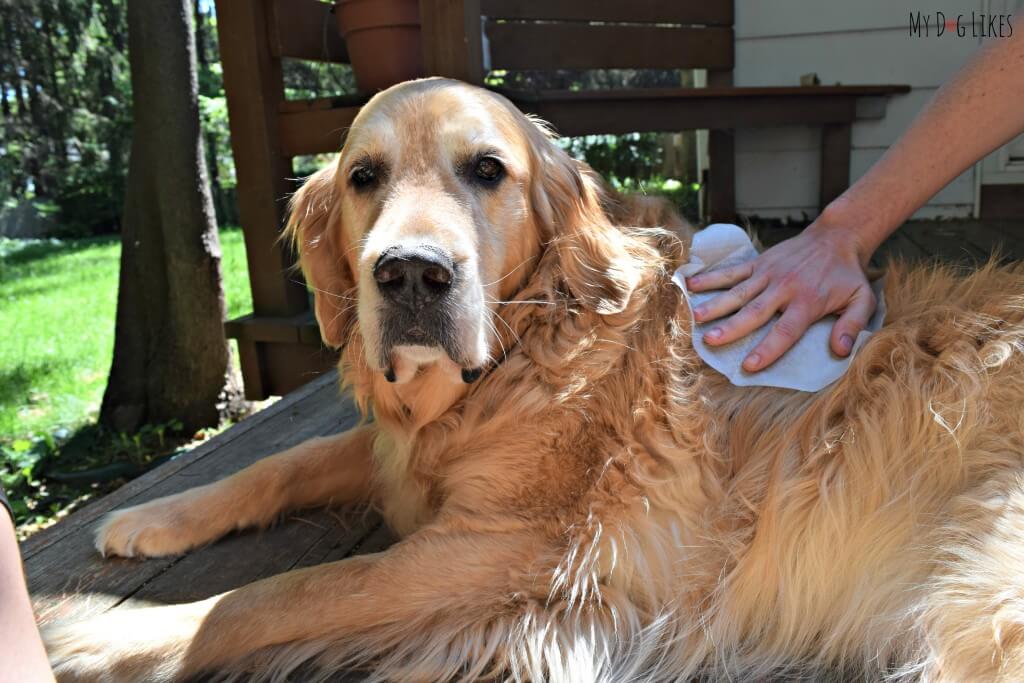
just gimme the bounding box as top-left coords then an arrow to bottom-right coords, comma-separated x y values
419,0 -> 910,220
215,0 -> 366,400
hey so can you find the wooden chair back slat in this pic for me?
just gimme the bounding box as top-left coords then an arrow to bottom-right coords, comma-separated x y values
485,22 -> 733,71
479,0 -> 733,25
279,104 -> 361,157
268,0 -> 348,63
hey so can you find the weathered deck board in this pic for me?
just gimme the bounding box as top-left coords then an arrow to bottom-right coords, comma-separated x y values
964,221 -> 1024,262
901,221 -> 989,265
875,229 -> 928,264
25,370 -> 377,625
759,219 -> 1021,269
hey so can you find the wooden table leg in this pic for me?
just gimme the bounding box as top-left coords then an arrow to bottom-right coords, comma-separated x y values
820,122 -> 852,211
708,128 -> 736,223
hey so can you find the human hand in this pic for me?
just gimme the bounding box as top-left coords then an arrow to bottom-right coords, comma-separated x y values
685,220 -> 878,372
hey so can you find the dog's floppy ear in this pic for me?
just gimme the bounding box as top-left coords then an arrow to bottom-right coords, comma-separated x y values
527,127 -> 641,315
285,164 -> 355,348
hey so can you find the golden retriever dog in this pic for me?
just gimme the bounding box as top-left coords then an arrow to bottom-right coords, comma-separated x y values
46,78 -> 1024,682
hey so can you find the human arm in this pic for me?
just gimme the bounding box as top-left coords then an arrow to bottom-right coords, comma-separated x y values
0,496 -> 55,683
688,29 -> 1024,371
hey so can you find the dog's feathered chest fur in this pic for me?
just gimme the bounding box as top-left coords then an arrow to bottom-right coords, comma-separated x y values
340,228 -> 702,537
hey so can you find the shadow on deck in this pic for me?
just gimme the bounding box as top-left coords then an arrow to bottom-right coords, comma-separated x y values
25,373 -> 386,626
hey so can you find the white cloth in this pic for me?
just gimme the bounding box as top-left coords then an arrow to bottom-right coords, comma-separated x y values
672,223 -> 886,392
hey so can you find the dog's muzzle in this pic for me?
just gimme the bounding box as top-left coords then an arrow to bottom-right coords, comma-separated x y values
373,243 -> 480,382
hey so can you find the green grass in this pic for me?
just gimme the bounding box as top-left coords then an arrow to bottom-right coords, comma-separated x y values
0,227 -> 253,531
0,227 -> 252,447
221,229 -> 254,326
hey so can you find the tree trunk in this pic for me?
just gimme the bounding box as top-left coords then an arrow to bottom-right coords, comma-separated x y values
100,0 -> 240,434
0,7 -> 10,121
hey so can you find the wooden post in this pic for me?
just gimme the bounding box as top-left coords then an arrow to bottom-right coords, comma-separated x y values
819,122 -> 852,211
215,0 -> 310,398
707,70 -> 736,223
420,0 -> 484,84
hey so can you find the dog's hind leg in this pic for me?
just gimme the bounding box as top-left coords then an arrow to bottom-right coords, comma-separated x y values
48,527 -> 551,683
94,425 -> 377,559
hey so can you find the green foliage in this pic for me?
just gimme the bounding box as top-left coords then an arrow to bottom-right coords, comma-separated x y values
561,134 -> 665,185
1,434 -> 55,525
488,68 -> 700,216
0,1 -> 250,235
485,67 -> 689,91
199,92 -> 235,189
0,229 -> 253,529
194,2 -> 241,226
0,419 -> 192,533
282,58 -> 358,100
3,5 -> 693,237
557,135 -> 700,222
0,0 -> 132,236
617,176 -> 702,224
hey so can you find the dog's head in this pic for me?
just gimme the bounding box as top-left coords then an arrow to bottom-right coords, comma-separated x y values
287,78 -> 641,384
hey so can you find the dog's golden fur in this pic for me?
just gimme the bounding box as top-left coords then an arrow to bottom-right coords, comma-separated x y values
46,79 -> 1024,682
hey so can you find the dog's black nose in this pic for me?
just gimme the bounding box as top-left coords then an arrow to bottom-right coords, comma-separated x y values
373,244 -> 454,310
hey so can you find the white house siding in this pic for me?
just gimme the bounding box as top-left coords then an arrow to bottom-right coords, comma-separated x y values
733,0 -> 990,220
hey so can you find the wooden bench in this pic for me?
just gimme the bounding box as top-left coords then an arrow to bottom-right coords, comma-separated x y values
214,0 -> 908,401
422,0 -> 910,221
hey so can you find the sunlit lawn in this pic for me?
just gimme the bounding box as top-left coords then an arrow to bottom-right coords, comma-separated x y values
0,228 -> 253,528
0,228 -> 252,493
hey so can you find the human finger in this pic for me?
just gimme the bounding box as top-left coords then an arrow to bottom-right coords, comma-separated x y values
741,301 -> 817,371
703,288 -> 784,347
686,261 -> 755,293
830,287 -> 877,357
692,275 -> 768,323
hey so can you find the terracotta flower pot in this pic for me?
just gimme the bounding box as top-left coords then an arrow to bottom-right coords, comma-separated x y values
336,0 -> 425,93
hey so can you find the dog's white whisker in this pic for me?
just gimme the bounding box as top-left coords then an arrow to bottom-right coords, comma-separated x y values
486,298 -> 557,306
482,255 -> 540,288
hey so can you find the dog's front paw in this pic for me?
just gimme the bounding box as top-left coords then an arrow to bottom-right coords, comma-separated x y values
94,498 -> 198,559
44,608 -> 192,683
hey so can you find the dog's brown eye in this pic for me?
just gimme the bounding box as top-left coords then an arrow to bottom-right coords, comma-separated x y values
474,156 -> 504,184
350,166 -> 377,190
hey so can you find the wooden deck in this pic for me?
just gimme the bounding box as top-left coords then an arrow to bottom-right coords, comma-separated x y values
23,217 -> 1024,676
759,218 -> 1024,266
25,372 -> 386,627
